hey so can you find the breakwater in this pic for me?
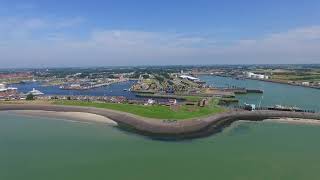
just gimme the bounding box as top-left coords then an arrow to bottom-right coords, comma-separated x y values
200,75 -> 320,112
1,104 -> 320,140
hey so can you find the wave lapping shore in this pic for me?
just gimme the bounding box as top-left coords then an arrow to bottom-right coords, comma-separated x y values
1,104 -> 320,140
11,110 -> 118,125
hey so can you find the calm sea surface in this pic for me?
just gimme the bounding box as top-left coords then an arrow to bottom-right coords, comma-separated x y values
1,112 -> 320,180
2,76 -> 320,180
200,75 -> 320,111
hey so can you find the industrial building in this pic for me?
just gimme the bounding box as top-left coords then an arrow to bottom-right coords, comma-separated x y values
179,75 -> 200,81
245,72 -> 269,80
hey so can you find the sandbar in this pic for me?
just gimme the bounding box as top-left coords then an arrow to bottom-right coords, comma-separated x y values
9,110 -> 118,126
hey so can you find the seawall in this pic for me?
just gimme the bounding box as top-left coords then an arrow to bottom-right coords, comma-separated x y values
1,104 -> 320,140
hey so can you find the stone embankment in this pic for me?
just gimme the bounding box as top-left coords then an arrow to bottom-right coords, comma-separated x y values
1,104 -> 319,140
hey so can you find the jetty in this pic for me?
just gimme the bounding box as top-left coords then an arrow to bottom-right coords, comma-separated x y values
210,87 -> 263,94
1,104 -> 320,140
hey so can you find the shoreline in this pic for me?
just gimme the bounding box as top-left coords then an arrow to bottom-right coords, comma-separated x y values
9,110 -> 118,126
198,74 -> 320,90
1,104 -> 320,140
8,110 -> 320,128
264,118 -> 320,125
246,77 -> 320,90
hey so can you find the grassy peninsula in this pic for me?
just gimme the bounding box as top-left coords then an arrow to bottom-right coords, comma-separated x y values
53,99 -> 225,120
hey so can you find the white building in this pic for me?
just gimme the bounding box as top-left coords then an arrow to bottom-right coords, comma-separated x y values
145,99 -> 155,105
169,99 -> 177,105
179,75 -> 200,81
70,84 -> 81,88
302,82 -> 310,86
0,83 -> 5,90
245,72 -> 269,79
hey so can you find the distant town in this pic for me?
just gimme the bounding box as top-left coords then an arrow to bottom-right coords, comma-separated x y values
0,64 -> 319,113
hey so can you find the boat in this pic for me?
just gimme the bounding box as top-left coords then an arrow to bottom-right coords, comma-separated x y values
268,105 -> 303,112
28,88 -> 44,96
244,103 -> 256,111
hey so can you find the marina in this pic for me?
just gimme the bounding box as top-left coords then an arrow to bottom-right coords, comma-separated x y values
200,75 -> 320,112
9,81 -> 137,99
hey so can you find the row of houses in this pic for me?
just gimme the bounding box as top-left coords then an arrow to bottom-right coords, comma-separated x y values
37,95 -> 180,107
0,83 -> 19,100
0,83 -> 45,100
37,95 -> 127,103
0,72 -> 32,79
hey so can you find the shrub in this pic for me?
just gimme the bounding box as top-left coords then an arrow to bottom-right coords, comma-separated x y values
26,94 -> 35,100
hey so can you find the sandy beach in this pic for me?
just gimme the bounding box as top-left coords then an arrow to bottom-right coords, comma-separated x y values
9,110 -> 118,126
264,118 -> 320,125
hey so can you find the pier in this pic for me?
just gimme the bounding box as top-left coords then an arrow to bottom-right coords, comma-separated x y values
209,87 -> 263,94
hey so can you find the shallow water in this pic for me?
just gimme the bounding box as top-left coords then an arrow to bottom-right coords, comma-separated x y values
1,112 -> 320,180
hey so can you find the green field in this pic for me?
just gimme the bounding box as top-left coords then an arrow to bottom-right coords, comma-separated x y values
270,71 -> 320,82
135,93 -> 202,102
53,99 -> 225,120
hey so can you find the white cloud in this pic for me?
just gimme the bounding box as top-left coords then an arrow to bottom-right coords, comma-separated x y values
267,26 -> 320,42
0,16 -> 319,67
221,26 -> 320,63
0,17 -> 82,44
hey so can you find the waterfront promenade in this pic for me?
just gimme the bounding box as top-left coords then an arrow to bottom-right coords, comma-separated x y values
1,104 -> 320,139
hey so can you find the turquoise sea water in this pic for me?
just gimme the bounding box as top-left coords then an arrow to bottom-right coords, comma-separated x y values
2,75 -> 320,180
1,112 -> 320,180
200,75 -> 320,111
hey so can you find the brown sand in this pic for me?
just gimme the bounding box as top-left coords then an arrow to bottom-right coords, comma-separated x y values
10,110 -> 118,126
264,118 -> 320,125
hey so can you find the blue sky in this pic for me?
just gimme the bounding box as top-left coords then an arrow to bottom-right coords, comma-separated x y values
0,0 -> 320,67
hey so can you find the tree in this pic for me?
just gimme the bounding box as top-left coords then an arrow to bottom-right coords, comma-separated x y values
26,93 -> 35,100
142,74 -> 149,79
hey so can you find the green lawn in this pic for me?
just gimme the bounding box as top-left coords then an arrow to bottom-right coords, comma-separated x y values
272,72 -> 320,82
53,99 -> 225,120
136,93 -> 202,102
182,96 -> 203,102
